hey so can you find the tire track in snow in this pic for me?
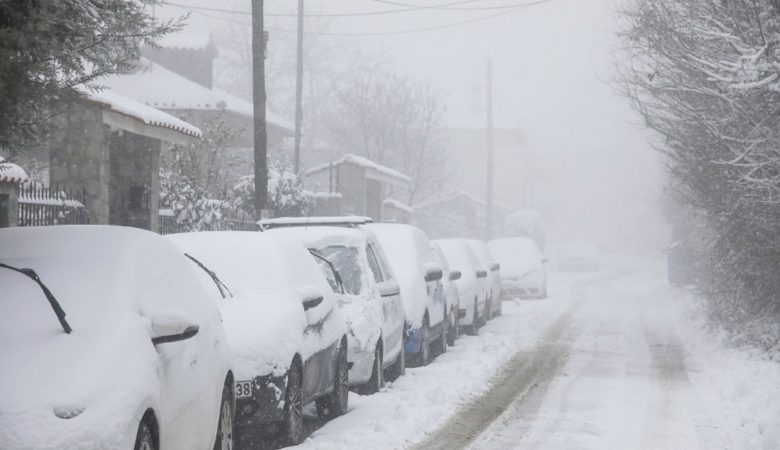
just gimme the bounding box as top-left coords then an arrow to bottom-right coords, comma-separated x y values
410,273 -> 622,450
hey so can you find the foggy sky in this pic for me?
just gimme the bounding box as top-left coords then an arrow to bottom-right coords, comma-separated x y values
157,0 -> 668,252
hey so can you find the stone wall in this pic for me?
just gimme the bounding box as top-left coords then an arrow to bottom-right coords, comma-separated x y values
109,131 -> 161,232
0,185 -> 17,227
49,103 -> 110,224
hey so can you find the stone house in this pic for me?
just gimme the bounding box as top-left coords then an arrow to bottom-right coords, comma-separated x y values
303,154 -> 412,221
47,88 -> 202,231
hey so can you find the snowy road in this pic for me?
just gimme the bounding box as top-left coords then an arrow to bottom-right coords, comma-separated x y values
288,258 -> 778,450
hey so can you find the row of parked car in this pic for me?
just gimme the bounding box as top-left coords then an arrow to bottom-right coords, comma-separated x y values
0,218 -> 550,450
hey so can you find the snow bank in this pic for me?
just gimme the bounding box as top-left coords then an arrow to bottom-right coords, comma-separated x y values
670,287 -> 780,449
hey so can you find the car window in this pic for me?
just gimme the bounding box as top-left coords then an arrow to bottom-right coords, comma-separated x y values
371,243 -> 395,282
318,245 -> 362,295
365,244 -> 384,283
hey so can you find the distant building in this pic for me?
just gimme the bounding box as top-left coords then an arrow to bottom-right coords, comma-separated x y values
303,154 -> 412,221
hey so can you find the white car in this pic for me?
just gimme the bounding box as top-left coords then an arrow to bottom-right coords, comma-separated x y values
167,231 -> 349,447
558,240 -> 600,272
265,224 -> 407,393
367,223 -> 447,367
432,243 -> 462,345
488,237 -> 548,299
465,239 -> 503,318
0,226 -> 233,450
432,239 -> 489,335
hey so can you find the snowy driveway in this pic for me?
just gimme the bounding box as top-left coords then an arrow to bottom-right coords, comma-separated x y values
284,258 -> 778,449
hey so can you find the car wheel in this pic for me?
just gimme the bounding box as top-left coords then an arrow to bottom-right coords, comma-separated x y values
281,365 -> 304,446
447,309 -> 459,346
134,419 -> 155,450
316,341 -> 349,420
362,343 -> 384,395
416,317 -> 431,366
493,296 -> 502,317
467,302 -> 480,336
213,384 -> 234,450
438,311 -> 448,355
385,340 -> 405,381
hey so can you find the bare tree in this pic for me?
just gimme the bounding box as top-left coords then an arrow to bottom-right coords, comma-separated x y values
617,0 -> 780,349
327,59 -> 448,204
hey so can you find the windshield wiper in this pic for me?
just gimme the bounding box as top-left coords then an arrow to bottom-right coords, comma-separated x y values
0,262 -> 72,334
309,249 -> 345,294
184,253 -> 233,299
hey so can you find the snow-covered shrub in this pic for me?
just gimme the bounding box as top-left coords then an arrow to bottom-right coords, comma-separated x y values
619,0 -> 780,355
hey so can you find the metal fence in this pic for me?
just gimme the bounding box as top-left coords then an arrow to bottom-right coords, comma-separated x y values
18,183 -> 89,226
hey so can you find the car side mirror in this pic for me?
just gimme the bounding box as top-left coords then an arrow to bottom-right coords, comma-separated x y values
449,270 -> 462,281
302,295 -> 324,311
425,268 -> 443,282
150,314 -> 199,345
542,257 -> 550,264
476,269 -> 488,279
379,280 -> 400,298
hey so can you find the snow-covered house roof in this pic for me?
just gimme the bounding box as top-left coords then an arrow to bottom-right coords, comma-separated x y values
383,198 -> 413,214
305,154 -> 412,188
0,157 -> 28,184
415,189 -> 512,212
78,87 -> 202,140
157,32 -> 214,51
101,59 -> 293,134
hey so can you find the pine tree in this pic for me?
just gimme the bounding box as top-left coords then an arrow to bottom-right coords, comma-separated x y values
0,0 -> 183,150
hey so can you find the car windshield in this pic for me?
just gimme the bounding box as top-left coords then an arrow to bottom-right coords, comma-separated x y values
317,245 -> 362,295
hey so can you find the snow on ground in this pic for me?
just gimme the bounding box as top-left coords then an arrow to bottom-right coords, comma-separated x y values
669,284 -> 780,449
292,271 -> 589,449
287,256 -> 779,450
465,257 -> 779,450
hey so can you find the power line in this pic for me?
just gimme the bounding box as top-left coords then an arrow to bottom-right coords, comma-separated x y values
284,5 -> 544,36
163,0 -> 548,18
176,0 -> 556,36
369,0 -> 549,11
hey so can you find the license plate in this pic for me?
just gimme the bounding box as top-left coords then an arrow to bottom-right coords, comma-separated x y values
235,381 -> 253,399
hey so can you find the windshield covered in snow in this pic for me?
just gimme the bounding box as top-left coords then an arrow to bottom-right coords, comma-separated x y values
318,245 -> 362,295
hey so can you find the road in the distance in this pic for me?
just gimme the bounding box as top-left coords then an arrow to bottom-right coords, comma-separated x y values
413,267 -> 728,450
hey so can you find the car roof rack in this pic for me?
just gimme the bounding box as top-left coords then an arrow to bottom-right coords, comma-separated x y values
257,216 -> 374,231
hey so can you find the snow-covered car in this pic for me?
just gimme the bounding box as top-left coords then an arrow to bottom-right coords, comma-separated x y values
465,239 -> 503,318
366,223 -> 447,366
558,240 -> 600,272
432,243 -> 462,345
488,237 -> 548,299
432,239 -> 489,335
0,226 -> 233,450
265,224 -> 406,393
167,231 -> 349,447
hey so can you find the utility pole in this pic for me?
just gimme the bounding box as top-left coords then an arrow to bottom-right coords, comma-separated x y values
486,59 -> 495,240
251,0 -> 268,219
294,0 -> 304,173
